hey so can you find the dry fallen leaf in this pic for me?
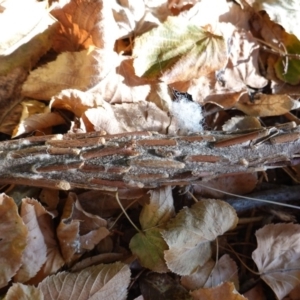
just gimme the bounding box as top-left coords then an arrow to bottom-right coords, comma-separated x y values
190,281 -> 247,300
0,194 -> 27,289
162,199 -> 238,275
252,223 -> 300,300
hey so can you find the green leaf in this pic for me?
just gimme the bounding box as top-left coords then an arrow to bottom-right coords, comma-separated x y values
130,228 -> 169,273
133,16 -> 226,83
274,33 -> 300,85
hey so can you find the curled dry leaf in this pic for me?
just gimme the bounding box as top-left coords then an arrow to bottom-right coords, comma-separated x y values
22,47 -> 116,100
57,193 -> 110,263
190,281 -> 247,300
14,198 -> 48,283
162,199 -> 238,275
181,254 -> 239,290
252,223 -> 300,300
37,262 -> 131,300
5,283 -> 43,300
12,112 -> 66,138
0,194 -> 28,288
133,16 -> 226,83
130,187 -> 174,273
235,93 -> 300,117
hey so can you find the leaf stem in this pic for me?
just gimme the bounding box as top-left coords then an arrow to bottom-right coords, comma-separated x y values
115,192 -> 142,234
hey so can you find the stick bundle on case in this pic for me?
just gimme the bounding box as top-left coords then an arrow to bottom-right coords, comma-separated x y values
0,123 -> 299,191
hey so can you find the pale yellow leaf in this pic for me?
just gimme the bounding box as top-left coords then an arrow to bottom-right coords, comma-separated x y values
252,223 -> 300,300
38,263 -> 130,300
162,199 -> 238,275
0,194 -> 27,288
140,186 -> 175,229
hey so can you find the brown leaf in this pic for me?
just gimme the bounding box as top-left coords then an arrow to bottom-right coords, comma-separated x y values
236,93 -> 300,117
57,193 -> 109,263
190,281 -> 247,300
193,173 -> 258,199
0,194 -> 27,288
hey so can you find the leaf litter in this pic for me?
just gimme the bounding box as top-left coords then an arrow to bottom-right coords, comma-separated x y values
1,0 -> 300,299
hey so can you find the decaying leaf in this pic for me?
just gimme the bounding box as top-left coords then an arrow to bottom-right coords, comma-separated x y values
162,199 -> 238,275
252,223 -> 300,300
133,16 -> 226,83
0,194 -> 28,289
190,281 -> 247,300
